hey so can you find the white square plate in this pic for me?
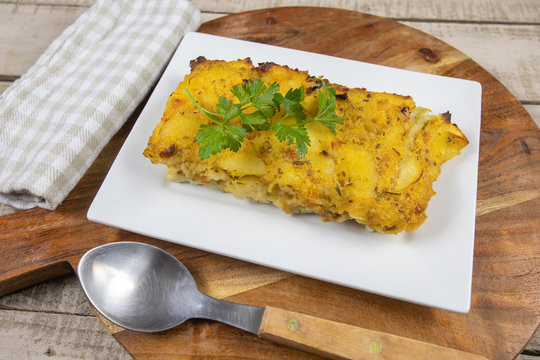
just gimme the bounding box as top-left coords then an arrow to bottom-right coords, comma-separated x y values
88,32 -> 481,313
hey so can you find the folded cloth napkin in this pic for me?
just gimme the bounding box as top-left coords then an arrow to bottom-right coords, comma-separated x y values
0,0 -> 200,210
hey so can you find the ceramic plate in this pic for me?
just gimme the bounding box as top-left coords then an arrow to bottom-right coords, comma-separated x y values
88,32 -> 481,313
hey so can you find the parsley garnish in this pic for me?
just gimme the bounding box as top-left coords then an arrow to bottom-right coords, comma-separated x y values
184,79 -> 343,159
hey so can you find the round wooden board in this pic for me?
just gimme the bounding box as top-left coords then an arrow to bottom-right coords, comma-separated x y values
0,7 -> 538,360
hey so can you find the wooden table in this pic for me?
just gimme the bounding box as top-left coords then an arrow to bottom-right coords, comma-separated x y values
1,1 -> 539,359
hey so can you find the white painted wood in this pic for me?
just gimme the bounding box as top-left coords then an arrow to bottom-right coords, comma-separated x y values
0,274 -> 538,358
2,4 -> 539,104
524,105 -> 540,128
402,21 -> 540,102
518,356 -> 540,360
198,14 -> 540,102
5,0 -> 94,5
201,11 -> 225,23
0,309 -> 131,360
0,275 -> 93,316
0,81 -> 10,93
526,326 -> 540,351
0,204 -> 17,216
3,0 -> 540,23
0,3 -> 86,76
201,14 -> 540,104
193,0 -> 540,23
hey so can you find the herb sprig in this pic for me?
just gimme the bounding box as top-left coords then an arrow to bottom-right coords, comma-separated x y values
184,79 -> 343,160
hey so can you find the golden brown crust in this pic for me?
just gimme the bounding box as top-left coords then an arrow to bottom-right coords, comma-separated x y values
144,58 -> 469,233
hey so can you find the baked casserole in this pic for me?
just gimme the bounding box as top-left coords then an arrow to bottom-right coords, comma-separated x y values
143,57 -> 469,233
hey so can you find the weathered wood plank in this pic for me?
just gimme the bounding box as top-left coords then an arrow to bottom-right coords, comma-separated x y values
198,0 -> 540,24
0,204 -> 17,216
3,0 -> 93,6
3,0 -> 540,23
1,273 -> 538,358
0,81 -> 11,93
0,275 -> 92,316
201,11 -> 225,24
519,327 -> 540,360
517,356 -> 540,360
0,309 -> 131,359
198,13 -> 540,103
524,105 -> 540,128
527,327 -> 540,351
402,21 -> 540,102
0,3 -> 86,76
2,4 -> 538,104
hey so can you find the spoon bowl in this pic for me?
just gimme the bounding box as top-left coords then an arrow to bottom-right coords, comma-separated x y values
78,241 -> 264,333
78,241 -> 200,332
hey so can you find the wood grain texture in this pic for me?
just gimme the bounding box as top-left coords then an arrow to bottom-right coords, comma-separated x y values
524,105 -> 540,128
0,203 -> 17,216
2,3 -> 539,106
198,12 -> 540,103
0,81 -> 11,93
193,0 -> 540,23
0,3 -> 85,76
5,276 -> 537,359
0,275 -> 92,315
3,274 -> 538,360
402,21 -> 540,102
4,0 -> 540,23
4,0 -> 93,5
0,309 -> 131,360
258,306 -> 488,360
0,6 -> 539,360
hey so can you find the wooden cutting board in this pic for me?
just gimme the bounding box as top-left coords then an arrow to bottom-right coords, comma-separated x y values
1,7 -> 538,360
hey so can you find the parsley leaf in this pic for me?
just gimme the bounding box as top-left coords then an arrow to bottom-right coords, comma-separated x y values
316,81 -> 335,116
272,122 -> 311,158
312,81 -> 344,135
273,86 -> 306,121
240,111 -> 271,132
184,78 -> 343,160
231,79 -> 279,120
197,124 -> 245,160
230,83 -> 251,107
316,113 -> 343,135
254,81 -> 280,119
216,96 -> 241,123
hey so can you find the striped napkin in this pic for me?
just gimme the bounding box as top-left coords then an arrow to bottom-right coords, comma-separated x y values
0,0 -> 200,211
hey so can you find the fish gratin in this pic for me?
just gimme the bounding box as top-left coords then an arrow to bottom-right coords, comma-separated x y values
143,57 -> 469,233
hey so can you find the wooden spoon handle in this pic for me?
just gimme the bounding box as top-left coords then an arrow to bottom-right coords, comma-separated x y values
258,306 -> 486,360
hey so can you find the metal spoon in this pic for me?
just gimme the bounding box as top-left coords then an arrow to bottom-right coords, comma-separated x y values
78,241 -> 486,360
